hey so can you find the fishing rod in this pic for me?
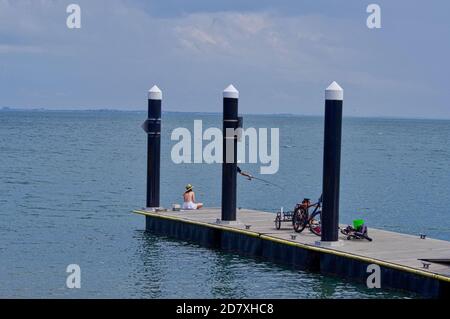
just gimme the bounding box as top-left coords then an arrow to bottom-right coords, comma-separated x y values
237,167 -> 285,190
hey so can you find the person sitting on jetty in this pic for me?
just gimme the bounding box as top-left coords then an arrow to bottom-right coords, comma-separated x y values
182,184 -> 203,210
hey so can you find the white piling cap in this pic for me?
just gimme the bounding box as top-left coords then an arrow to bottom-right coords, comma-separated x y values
223,84 -> 239,99
325,81 -> 343,101
148,85 -> 162,100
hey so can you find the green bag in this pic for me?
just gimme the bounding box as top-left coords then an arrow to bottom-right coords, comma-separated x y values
353,219 -> 365,230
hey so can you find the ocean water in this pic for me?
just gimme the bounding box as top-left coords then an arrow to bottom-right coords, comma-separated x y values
0,110 -> 449,298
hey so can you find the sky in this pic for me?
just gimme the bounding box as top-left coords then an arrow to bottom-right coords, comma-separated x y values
0,0 -> 449,118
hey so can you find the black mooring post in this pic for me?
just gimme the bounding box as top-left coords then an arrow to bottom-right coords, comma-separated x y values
144,85 -> 162,209
221,84 -> 239,222
321,81 -> 344,242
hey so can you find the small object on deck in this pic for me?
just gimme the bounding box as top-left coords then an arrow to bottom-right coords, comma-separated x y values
172,204 -> 181,211
290,234 -> 297,240
144,207 -> 167,213
420,233 -> 427,239
353,219 -> 365,229
340,224 -> 372,241
245,224 -> 251,230
422,262 -> 431,269
274,208 -> 295,230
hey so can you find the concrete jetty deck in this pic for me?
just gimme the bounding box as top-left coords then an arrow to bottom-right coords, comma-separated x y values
134,207 -> 450,298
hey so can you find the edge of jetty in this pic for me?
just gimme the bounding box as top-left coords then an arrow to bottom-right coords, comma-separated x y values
134,208 -> 450,298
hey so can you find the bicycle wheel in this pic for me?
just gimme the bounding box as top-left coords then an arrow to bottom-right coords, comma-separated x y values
360,233 -> 373,242
275,215 -> 282,230
293,207 -> 308,233
309,210 -> 322,236
340,226 -> 351,236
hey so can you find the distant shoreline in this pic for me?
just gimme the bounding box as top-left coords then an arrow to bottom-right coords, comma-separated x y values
1,107 -> 449,121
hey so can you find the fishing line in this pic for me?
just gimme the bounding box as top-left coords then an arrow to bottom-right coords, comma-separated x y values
237,167 -> 285,190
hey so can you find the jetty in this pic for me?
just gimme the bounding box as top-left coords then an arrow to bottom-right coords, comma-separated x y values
134,208 -> 450,298
135,83 -> 450,298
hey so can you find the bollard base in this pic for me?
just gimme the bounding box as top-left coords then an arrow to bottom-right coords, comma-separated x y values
215,219 -> 241,226
144,207 -> 167,213
315,240 -> 344,247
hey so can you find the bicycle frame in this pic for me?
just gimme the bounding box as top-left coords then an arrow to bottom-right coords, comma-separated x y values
305,201 -> 321,216
292,196 -> 322,235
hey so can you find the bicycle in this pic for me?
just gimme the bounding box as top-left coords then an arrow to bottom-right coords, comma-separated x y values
274,208 -> 295,230
340,225 -> 372,241
292,196 -> 322,236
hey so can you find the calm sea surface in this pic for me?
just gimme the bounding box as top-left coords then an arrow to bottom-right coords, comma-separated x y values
1,110 -> 449,298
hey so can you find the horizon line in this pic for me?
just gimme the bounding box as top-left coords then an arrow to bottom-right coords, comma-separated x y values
1,106 -> 449,121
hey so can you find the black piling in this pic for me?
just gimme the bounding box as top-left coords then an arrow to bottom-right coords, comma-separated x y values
221,85 -> 239,222
143,85 -> 162,209
321,82 -> 344,242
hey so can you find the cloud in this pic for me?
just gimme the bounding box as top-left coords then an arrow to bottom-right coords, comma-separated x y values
172,12 -> 335,59
0,0 -> 448,118
0,44 -> 45,54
